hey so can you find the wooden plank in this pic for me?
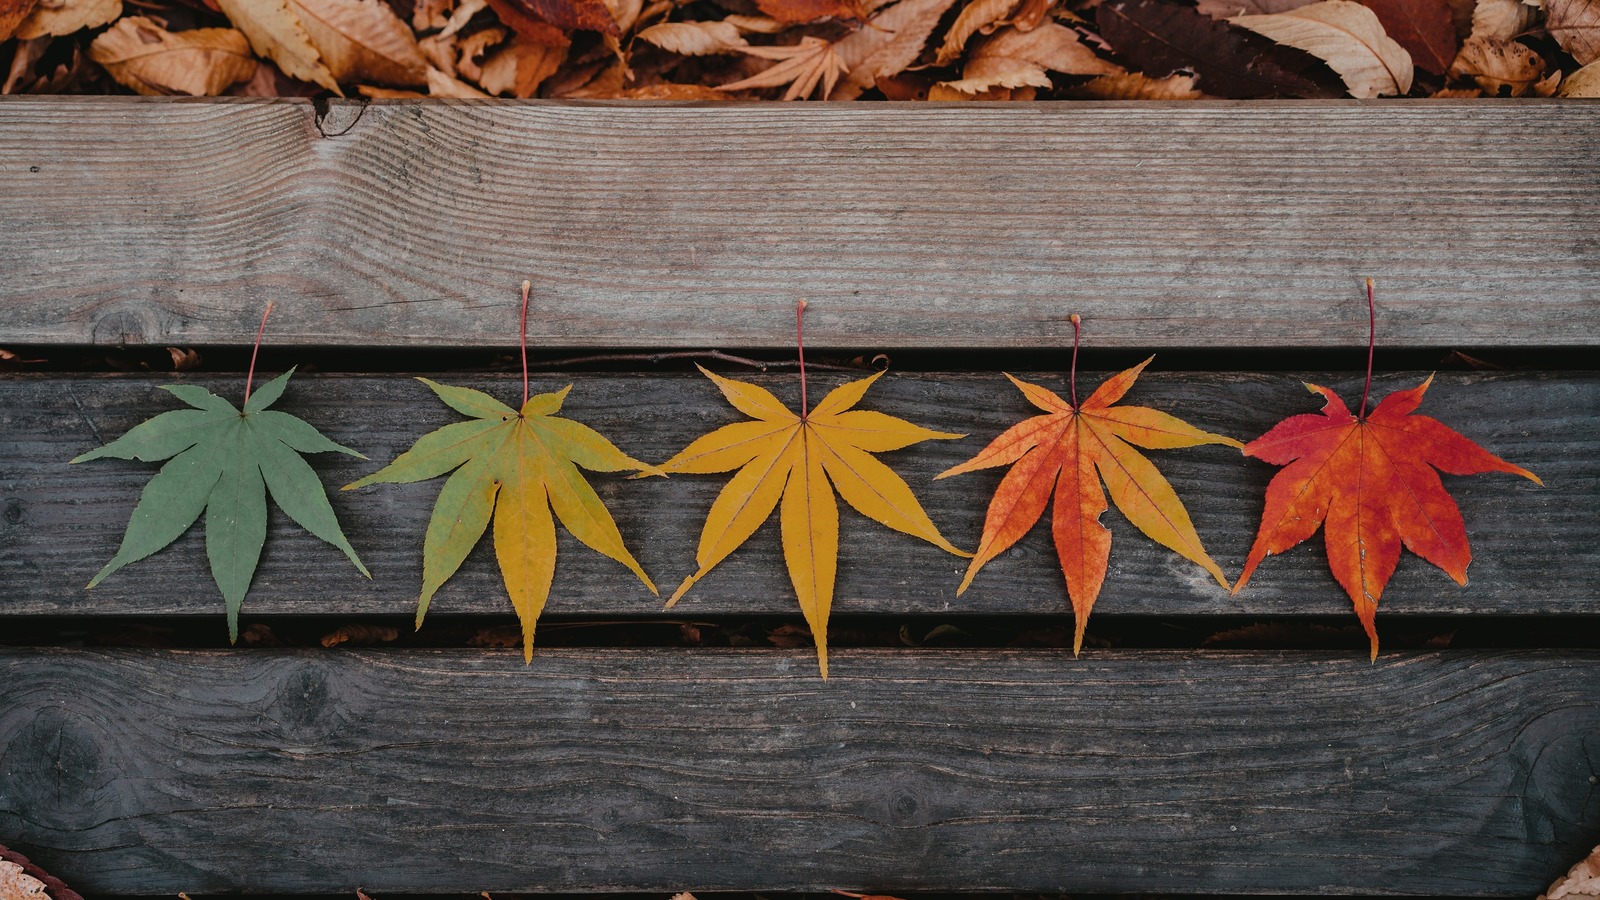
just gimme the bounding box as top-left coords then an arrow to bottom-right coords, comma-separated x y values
1,647 -> 1596,895
1,369 -> 1587,619
2,98 -> 1597,350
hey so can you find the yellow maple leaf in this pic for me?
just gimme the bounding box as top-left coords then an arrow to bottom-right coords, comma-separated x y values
662,361 -> 970,678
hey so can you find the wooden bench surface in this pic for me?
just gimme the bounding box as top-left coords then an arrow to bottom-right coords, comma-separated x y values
1,98 -> 1597,350
3,647 -> 1597,896
2,98 -> 1598,899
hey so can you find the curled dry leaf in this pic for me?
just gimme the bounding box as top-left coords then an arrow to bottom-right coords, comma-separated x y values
1449,33 -> 1545,92
617,81 -> 732,96
721,35 -> 847,98
320,623 -> 401,646
1066,68 -> 1204,96
1540,844 -> 1600,900
935,21 -> 1117,94
1194,0 -> 1315,18
476,34 -> 565,93
1547,0 -> 1600,63
1356,0 -> 1455,72
1470,0 -> 1536,40
636,19 -> 748,54
1559,56 -> 1600,93
413,0 -> 452,31
0,0 -> 39,43
722,12 -> 787,30
830,0 -> 962,98
453,24 -> 507,80
427,60 -> 490,90
292,0 -> 429,85
937,0 -> 1022,64
754,0 -> 866,23
14,0 -> 118,40
1231,0 -> 1414,96
0,861 -> 48,900
90,16 -> 257,94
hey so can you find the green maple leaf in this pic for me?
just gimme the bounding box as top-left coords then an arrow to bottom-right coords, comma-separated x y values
72,367 -> 369,639
345,378 -> 659,661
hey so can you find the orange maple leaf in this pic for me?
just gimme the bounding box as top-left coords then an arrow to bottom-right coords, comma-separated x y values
1233,376 -> 1539,658
938,340 -> 1240,653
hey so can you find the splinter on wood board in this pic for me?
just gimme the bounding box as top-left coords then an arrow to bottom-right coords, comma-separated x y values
345,280 -> 660,662
939,314 -> 1241,654
1234,278 -> 1542,659
73,301 -> 369,641
658,299 -> 971,678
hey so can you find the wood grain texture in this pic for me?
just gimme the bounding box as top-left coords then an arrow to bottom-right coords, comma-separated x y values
1,370 -> 1586,619
2,97 -> 1597,350
1,647 -> 1597,895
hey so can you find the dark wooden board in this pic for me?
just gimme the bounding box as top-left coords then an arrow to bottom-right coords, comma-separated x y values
1,370 -> 1586,620
2,98 -> 1598,350
1,647 -> 1596,895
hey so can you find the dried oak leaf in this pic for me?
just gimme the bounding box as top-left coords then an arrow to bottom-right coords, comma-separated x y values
1356,0 -> 1455,71
73,368 -> 369,641
1098,0 -> 1339,97
1542,844 -> 1600,900
661,365 -> 968,678
1231,0 -> 1414,96
346,379 -> 658,662
1548,0 -> 1600,63
1449,33 -> 1548,93
721,35 -> 848,98
829,0 -> 962,98
1234,377 -> 1539,659
1064,67 -> 1205,94
637,19 -> 749,53
934,21 -> 1118,94
90,17 -> 258,95
13,0 -> 118,40
754,0 -> 866,24
939,359 -> 1238,653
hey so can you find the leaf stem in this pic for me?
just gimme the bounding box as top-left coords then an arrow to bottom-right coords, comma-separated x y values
1069,313 -> 1081,408
797,298 -> 809,421
1359,277 -> 1375,420
520,280 -> 532,408
243,300 -> 274,405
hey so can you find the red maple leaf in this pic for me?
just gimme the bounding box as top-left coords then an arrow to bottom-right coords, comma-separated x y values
1233,282 -> 1540,658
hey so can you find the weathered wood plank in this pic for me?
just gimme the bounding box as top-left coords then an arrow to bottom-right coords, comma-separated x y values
2,98 -> 1597,349
1,370 -> 1586,619
1,648 -> 1596,895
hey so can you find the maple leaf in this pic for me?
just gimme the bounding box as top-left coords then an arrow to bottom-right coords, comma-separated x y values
1233,282 -> 1541,659
73,366 -> 369,640
720,35 -> 849,98
346,378 -> 658,661
938,329 -> 1239,654
661,306 -> 968,678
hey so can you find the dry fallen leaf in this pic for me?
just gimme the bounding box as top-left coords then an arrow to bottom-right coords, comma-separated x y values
940,336 -> 1237,653
721,35 -> 848,98
90,16 -> 257,94
426,61 -> 489,91
1542,844 -> 1600,900
1559,56 -> 1600,92
937,0 -> 1022,64
1449,33 -> 1545,93
292,0 -> 429,85
1099,0 -> 1337,97
474,36 -> 564,93
1232,0 -> 1414,96
14,0 -> 118,40
1469,0 -> 1535,40
754,0 -> 867,23
0,0 -> 39,42
1356,0 -> 1455,72
1194,0 -> 1315,17
320,623 -> 401,646
934,21 -> 1117,94
1547,0 -> 1600,63
636,19 -> 748,54
216,0 -> 339,90
830,0 -> 962,98
617,81 -> 732,96
0,861 -> 47,900
660,307 -> 968,678
1065,68 -> 1204,96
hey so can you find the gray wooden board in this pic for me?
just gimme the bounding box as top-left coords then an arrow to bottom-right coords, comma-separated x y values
0,370 -> 1588,622
2,97 -> 1598,350
1,647 -> 1596,895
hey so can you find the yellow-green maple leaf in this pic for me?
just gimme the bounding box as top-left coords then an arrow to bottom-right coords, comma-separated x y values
347,378 -> 657,660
